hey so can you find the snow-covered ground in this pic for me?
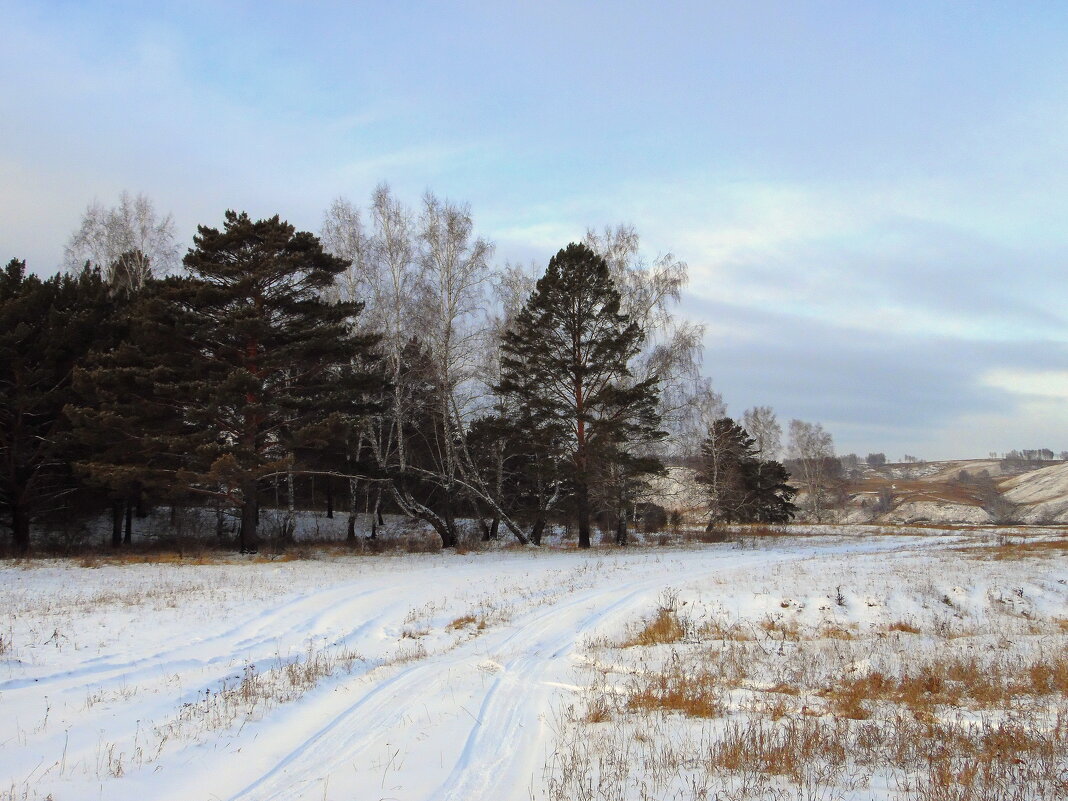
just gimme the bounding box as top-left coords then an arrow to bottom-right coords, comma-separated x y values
2,530 -> 1066,800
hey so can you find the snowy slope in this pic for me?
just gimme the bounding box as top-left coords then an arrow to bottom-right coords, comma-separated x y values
0,537 -> 947,801
1001,461 -> 1068,523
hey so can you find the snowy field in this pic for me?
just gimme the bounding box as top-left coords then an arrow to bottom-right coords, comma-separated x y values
2,530 -> 1066,800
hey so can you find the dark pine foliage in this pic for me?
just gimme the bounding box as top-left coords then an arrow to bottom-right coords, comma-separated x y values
497,243 -> 664,548
71,212 -> 382,552
0,260 -> 117,555
696,417 -> 797,526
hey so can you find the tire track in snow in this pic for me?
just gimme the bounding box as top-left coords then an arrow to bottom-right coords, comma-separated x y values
220,550 -> 807,801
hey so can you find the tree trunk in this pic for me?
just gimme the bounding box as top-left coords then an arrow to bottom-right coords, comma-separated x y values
369,486 -> 383,539
441,500 -> 457,548
123,499 -> 133,545
12,504 -> 31,557
239,480 -> 259,553
615,506 -> 628,546
576,480 -> 591,549
347,477 -> 358,543
530,516 -> 546,546
325,479 -> 334,519
111,499 -> 124,548
284,461 -> 295,542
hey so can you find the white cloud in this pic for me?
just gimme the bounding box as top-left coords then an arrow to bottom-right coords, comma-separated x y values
982,369 -> 1068,400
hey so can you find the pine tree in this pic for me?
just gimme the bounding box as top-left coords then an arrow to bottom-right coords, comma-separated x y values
696,417 -> 797,526
0,260 -> 116,554
497,243 -> 664,548
73,212 -> 382,552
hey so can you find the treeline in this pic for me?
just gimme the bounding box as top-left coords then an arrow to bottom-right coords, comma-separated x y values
2,188 -> 806,555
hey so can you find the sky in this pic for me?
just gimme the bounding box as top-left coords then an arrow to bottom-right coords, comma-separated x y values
2,1 -> 1067,460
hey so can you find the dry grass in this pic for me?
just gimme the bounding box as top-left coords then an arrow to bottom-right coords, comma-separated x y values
820,624 -> 856,640
696,618 -> 757,641
625,662 -> 723,718
79,550 -> 300,567
825,654 -> 1068,717
989,536 -> 1068,560
622,607 -> 686,647
888,620 -> 922,634
446,613 -> 487,631
544,565 -> 1068,801
161,643 -> 365,741
758,615 -> 802,641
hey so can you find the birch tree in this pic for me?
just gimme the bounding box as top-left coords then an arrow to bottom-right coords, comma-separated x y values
65,191 -> 179,293
787,419 -> 836,521
743,406 -> 782,461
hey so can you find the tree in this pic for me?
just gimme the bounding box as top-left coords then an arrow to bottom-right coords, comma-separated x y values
0,260 -> 116,554
866,452 -> 887,467
322,186 -> 419,538
787,420 -> 837,521
839,453 -> 861,478
695,418 -> 796,525
742,406 -> 782,461
584,225 -> 704,456
498,243 -> 664,548
65,191 -> 179,293
320,187 -> 533,546
75,212 -> 381,552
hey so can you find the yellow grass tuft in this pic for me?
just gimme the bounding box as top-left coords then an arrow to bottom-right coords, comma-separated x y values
623,607 -> 686,647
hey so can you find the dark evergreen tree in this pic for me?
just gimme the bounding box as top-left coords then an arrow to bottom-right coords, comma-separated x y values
497,243 -> 664,548
739,458 -> 797,524
696,417 -> 796,526
72,212 -> 382,552
66,250 -> 162,549
0,260 -> 116,555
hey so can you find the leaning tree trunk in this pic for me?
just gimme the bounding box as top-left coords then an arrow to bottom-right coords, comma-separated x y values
369,486 -> 383,539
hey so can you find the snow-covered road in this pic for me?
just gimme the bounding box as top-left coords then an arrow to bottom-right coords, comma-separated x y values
0,536 -> 950,801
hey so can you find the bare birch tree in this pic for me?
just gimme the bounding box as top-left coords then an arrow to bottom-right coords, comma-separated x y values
65,191 -> 179,293
787,419 -> 835,521
320,197 -> 370,307
320,186 -> 530,545
743,406 -> 782,460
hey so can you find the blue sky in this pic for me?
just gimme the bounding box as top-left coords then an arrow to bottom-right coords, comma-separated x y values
3,1 -> 1067,459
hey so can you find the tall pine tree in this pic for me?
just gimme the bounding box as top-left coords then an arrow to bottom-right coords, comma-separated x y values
497,243 -> 663,548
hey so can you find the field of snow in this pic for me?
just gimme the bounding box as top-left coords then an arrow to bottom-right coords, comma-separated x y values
2,530 -> 1067,800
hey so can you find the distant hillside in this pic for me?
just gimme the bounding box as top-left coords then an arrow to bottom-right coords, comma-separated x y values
648,458 -> 1068,526
841,458 -> 1068,525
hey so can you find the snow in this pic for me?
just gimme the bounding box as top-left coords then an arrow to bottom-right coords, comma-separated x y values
1,532 -> 1065,800
996,462 -> 1068,523
1002,461 -> 1068,504
883,500 -> 993,524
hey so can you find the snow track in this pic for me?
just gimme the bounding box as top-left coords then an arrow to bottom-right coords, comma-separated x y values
0,538 -> 934,801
